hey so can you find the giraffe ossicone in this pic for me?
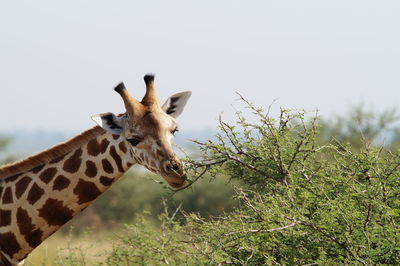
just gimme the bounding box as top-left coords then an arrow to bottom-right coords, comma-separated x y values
0,74 -> 191,265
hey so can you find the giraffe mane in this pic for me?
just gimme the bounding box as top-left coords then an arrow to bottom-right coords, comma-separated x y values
0,126 -> 105,179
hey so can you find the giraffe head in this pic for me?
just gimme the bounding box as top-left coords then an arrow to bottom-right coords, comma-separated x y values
92,74 -> 191,188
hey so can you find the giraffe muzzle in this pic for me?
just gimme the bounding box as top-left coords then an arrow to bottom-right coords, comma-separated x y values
162,159 -> 186,188
164,159 -> 183,175
166,162 -> 181,173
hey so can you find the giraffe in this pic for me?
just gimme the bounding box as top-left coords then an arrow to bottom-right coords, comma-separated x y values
0,74 -> 192,265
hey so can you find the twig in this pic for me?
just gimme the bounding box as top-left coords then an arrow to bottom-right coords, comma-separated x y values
168,167 -> 208,193
224,222 -> 299,236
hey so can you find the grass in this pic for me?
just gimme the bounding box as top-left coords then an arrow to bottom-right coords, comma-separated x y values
25,227 -> 115,265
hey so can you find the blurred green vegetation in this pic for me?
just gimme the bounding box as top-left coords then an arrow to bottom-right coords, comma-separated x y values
319,103 -> 400,150
0,135 -> 17,165
63,171 -> 239,233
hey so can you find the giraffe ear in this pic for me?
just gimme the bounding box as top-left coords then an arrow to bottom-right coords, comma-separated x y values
161,91 -> 192,118
91,112 -> 127,135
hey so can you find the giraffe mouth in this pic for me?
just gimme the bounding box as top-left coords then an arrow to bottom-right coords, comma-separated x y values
169,180 -> 189,190
166,175 -> 187,188
170,182 -> 184,188
161,163 -> 186,188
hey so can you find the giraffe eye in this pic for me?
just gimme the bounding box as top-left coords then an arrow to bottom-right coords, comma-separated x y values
128,138 -> 142,146
171,127 -> 179,135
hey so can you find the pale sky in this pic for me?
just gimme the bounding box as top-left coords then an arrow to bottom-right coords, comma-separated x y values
1,1 -> 400,133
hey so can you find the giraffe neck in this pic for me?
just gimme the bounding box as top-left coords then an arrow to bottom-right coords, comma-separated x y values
0,130 -> 135,264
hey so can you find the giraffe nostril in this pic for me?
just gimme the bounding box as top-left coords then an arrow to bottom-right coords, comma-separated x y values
172,164 -> 180,172
166,161 -> 181,173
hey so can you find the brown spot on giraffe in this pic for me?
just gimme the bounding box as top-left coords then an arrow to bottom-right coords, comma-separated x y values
49,153 -> 67,164
15,176 -> 32,199
0,210 -> 12,226
112,134 -> 120,140
85,161 -> 97,178
110,146 -> 124,172
38,198 -> 73,226
63,148 -> 83,173
31,164 -> 45,174
27,183 -> 44,205
2,187 -> 13,204
100,139 -> 110,153
39,167 -> 57,184
5,173 -> 22,183
53,175 -> 70,191
87,138 -> 102,156
100,176 -> 114,186
25,228 -> 43,248
119,141 -> 127,153
101,159 -> 114,174
0,232 -> 21,257
17,208 -> 34,235
73,179 -> 102,204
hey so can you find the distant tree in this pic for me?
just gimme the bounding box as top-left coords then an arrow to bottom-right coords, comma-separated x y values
0,135 -> 15,165
0,136 -> 10,150
319,104 -> 400,150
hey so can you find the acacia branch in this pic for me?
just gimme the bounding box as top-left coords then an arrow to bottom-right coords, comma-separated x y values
192,140 -> 270,178
283,216 -> 367,266
224,222 -> 299,236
